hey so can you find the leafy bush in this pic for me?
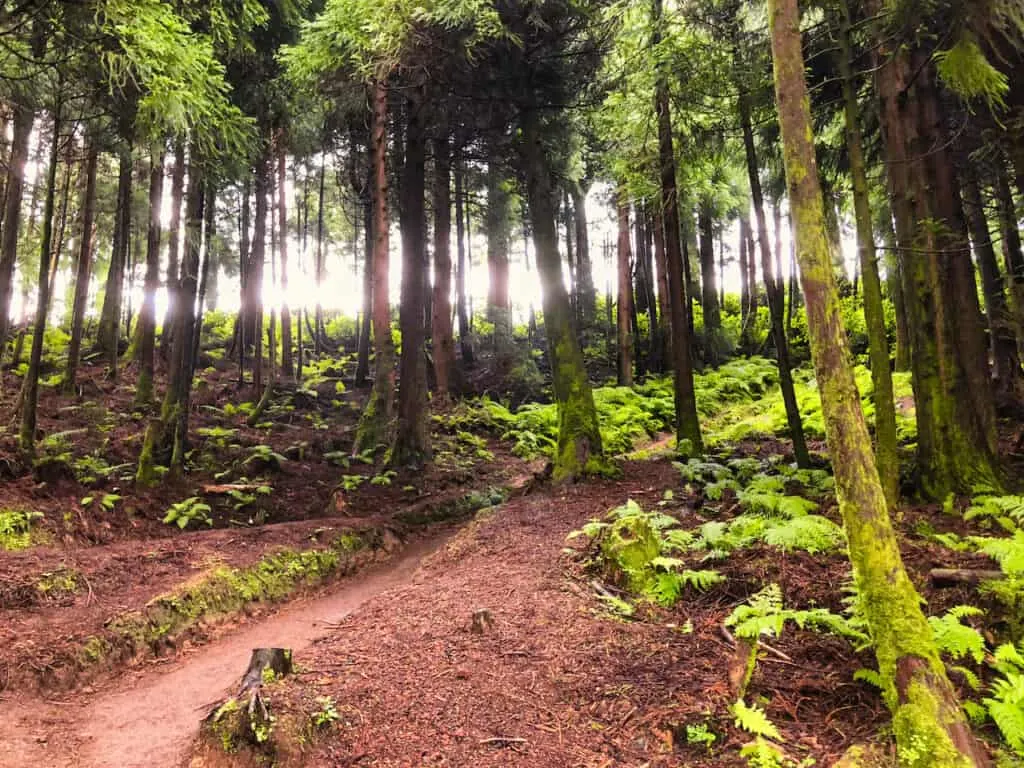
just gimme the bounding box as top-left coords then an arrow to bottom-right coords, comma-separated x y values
0,510 -> 44,550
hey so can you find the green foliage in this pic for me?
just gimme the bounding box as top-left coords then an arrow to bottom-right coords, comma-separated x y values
312,696 -> 340,728
198,426 -> 241,449
966,494 -> 1024,534
81,493 -> 122,512
370,470 -> 397,487
340,475 -> 366,492
0,510 -> 44,551
732,699 -> 781,740
163,497 -> 213,529
685,722 -> 717,749
568,500 -> 723,608
927,606 -> 986,665
245,445 -> 288,471
986,642 -> 1024,754
725,584 -> 869,647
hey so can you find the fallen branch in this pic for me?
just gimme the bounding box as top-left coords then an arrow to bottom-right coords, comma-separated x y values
929,568 -> 1004,588
480,736 -> 527,746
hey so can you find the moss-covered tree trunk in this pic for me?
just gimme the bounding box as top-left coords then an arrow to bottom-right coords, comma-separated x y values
354,139 -> 373,386
616,184 -> 634,386
454,154 -> 474,367
836,3 -> 899,507
653,0 -> 702,457
738,85 -> 809,468
520,114 -> 603,482
871,22 -> 1002,500
134,146 -> 166,408
354,80 -> 396,456
64,135 -> 98,394
698,202 -> 722,367
391,91 -> 431,467
770,2 -> 989,764
432,130 -> 458,400
97,142 -> 133,379
19,107 -> 60,457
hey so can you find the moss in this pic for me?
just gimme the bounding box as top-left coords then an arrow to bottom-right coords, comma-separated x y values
72,528 -> 383,677
891,678 -> 973,768
36,567 -> 80,597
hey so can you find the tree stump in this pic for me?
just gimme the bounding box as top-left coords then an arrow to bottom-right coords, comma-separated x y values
203,647 -> 292,752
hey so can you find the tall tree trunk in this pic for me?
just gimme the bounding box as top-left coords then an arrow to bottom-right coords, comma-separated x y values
160,142 -> 186,362
355,138 -> 373,385
432,130 -> 458,399
770,3 -> 990,763
616,185 -> 634,385
962,170 -> 1023,399
391,91 -> 430,466
194,181 -> 216,371
741,211 -> 757,354
0,102 -> 33,353
995,165 -> 1024,340
872,23 -> 1001,499
485,156 -> 512,368
277,149 -> 293,379
572,182 -> 595,325
64,135 -> 99,393
837,3 -> 899,507
316,152 -> 328,359
637,202 -> 661,372
880,207 -> 911,372
97,143 -> 132,378
237,179 -> 251,385
654,0 -> 702,456
739,79 -> 809,467
20,106 -> 61,457
697,201 -> 721,366
46,134 -> 75,314
252,154 -> 269,395
454,156 -> 474,366
354,81 -> 396,455
520,112 -> 604,482
652,203 -> 672,370
133,145 -> 166,407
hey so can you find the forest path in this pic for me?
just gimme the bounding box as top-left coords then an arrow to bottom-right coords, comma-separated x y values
0,533 -> 450,768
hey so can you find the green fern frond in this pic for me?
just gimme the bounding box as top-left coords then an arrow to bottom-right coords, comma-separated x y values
762,515 -> 844,555
731,700 -> 781,740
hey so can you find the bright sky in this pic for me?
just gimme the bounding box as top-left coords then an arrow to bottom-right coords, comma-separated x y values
16,141 -> 859,327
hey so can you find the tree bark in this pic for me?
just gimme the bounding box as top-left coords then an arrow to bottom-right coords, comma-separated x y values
133,145 -> 166,407
738,82 -> 809,467
432,130 -> 458,399
97,143 -> 133,378
277,148 -> 293,380
0,102 -> 33,352
354,80 -> 396,455
698,202 -> 721,366
64,135 -> 98,393
873,26 -> 1001,499
485,156 -> 512,368
652,203 -> 672,371
572,182 -> 595,325
837,3 -> 899,507
251,154 -> 269,395
454,155 -> 474,366
616,185 -> 634,386
770,2 -> 990,763
391,91 -> 430,466
654,0 -> 702,456
739,214 -> 752,352
354,135 -> 373,386
20,107 -> 61,457
160,142 -> 186,362
962,168 -> 1022,401
995,165 -> 1024,342
520,112 -> 604,482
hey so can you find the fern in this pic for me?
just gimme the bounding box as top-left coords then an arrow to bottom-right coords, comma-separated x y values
966,494 -> 1024,533
973,530 -> 1024,576
732,699 -> 781,740
928,606 -> 986,664
761,515 -> 844,555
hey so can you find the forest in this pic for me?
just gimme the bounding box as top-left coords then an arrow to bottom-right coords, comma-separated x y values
0,0 -> 1023,765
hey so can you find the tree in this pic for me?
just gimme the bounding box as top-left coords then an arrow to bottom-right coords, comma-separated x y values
616,185 -> 634,385
133,145 -> 166,407
769,0 -> 989,762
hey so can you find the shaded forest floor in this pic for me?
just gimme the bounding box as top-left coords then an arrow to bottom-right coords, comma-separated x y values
0,353 -> 1021,766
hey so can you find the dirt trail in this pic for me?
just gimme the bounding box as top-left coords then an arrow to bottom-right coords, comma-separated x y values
0,534 -> 448,768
